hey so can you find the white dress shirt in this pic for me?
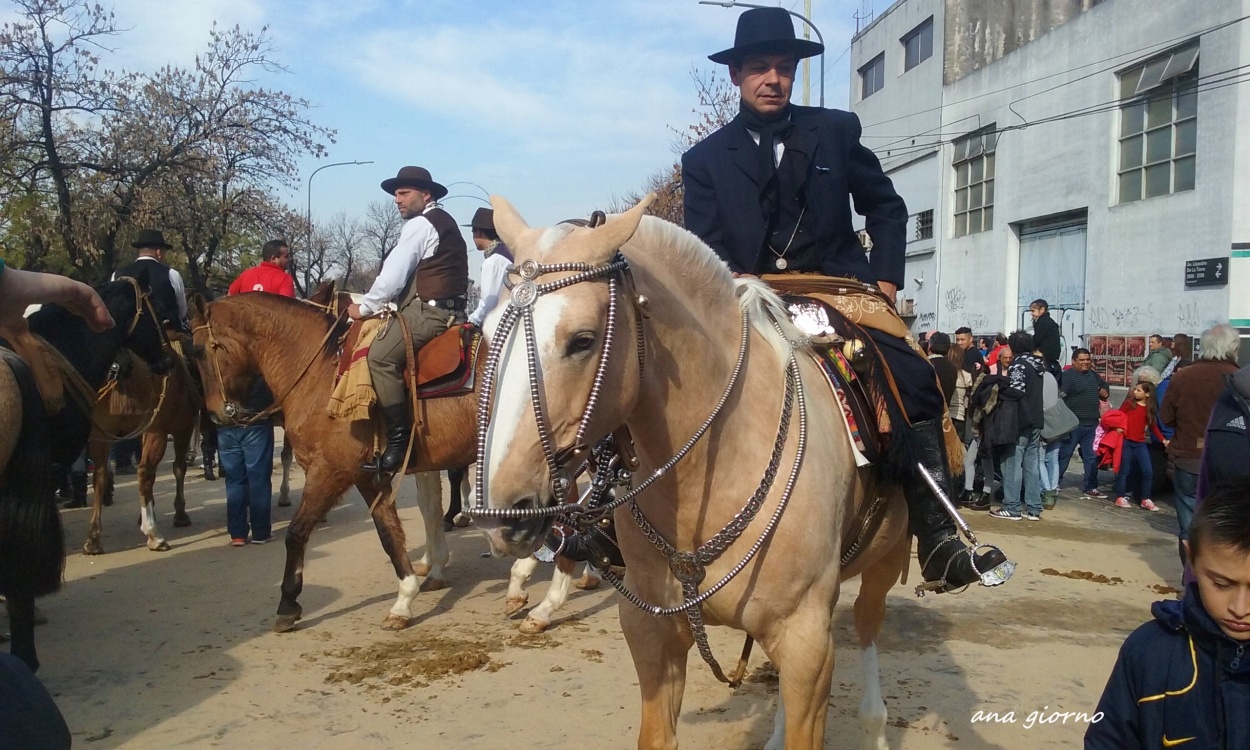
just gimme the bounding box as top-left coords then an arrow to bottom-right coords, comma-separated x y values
358,205 -> 441,316
469,245 -> 510,327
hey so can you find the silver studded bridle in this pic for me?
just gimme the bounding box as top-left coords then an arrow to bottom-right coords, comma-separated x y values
468,220 -> 809,687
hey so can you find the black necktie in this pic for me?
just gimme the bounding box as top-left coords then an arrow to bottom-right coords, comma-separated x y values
735,102 -> 794,220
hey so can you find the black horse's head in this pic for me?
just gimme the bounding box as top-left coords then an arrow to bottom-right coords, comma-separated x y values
97,269 -> 173,376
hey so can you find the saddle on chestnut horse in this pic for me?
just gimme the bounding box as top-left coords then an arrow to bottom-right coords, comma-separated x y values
329,319 -> 482,421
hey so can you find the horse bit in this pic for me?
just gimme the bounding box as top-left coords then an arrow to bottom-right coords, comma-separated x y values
467,216 -> 811,686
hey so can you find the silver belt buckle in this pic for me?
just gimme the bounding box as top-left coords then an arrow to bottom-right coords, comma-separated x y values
427,299 -> 437,307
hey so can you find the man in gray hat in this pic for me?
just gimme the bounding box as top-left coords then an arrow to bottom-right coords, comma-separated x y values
347,166 -> 469,473
464,207 -> 513,328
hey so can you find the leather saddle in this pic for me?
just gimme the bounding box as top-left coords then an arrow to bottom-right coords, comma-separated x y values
336,321 -> 481,400
411,323 -> 481,398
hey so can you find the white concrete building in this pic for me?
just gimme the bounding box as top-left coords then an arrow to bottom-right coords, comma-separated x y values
850,0 -> 1250,372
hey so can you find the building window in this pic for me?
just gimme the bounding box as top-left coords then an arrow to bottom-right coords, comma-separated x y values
902,18 -> 933,72
953,127 -> 997,237
914,209 -> 934,240
1117,42 -> 1198,204
860,54 -> 885,99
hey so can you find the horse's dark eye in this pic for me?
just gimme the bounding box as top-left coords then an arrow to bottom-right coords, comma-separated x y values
191,346 -> 205,360
566,332 -> 597,357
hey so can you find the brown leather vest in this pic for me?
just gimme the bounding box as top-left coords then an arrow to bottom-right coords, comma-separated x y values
400,207 -> 469,307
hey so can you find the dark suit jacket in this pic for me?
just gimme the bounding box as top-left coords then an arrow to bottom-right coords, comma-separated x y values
1032,312 -> 1061,363
682,106 -> 908,288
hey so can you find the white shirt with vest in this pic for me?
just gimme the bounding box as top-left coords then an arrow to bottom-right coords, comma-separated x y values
111,255 -> 188,322
359,204 -> 441,317
469,244 -> 510,327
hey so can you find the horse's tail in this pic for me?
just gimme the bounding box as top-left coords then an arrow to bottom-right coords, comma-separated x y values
0,348 -> 65,599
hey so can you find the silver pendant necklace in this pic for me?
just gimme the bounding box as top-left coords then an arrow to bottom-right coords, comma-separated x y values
766,205 -> 805,271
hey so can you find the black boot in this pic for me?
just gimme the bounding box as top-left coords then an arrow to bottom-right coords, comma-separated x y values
966,490 -> 992,511
362,403 -> 412,474
904,419 -> 1011,592
202,454 -> 217,482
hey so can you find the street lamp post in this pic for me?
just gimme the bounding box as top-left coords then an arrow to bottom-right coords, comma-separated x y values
305,159 -> 374,263
697,0 -> 826,108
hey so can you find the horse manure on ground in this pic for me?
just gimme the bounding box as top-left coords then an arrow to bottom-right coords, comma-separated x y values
1040,568 -> 1124,585
1151,584 -> 1181,595
322,632 -> 507,688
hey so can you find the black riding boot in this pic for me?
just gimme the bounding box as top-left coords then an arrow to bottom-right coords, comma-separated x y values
905,419 -> 1011,592
64,471 -> 89,509
202,452 -> 217,481
362,403 -> 412,474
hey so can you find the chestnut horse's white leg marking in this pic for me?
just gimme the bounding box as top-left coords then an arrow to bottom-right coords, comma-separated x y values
525,562 -> 573,630
412,472 -> 448,581
859,643 -> 888,750
389,574 -> 419,620
140,501 -> 165,549
765,693 -> 786,750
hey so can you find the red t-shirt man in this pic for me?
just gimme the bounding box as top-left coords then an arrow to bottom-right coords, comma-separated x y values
228,240 -> 294,297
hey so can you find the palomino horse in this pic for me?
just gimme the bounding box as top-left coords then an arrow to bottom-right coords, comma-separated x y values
83,342 -> 199,554
1,278 -> 170,671
474,197 -> 913,750
189,292 -> 608,635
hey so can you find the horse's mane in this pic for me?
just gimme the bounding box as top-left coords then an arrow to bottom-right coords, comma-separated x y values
622,216 -> 805,369
218,293 -> 349,356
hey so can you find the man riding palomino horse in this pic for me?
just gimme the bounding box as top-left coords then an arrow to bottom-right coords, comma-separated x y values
682,7 -> 1011,593
347,166 -> 469,474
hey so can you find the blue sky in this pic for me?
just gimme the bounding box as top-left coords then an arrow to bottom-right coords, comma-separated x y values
24,0 -> 871,252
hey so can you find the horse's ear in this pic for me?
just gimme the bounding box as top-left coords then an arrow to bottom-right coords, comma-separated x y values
490,195 -> 544,256
190,293 -> 209,325
585,193 -> 655,263
310,280 -> 336,306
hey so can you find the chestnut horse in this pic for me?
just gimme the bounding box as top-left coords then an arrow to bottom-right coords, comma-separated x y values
83,343 -> 199,554
189,292 -> 485,632
189,292 -> 606,635
475,197 -> 913,750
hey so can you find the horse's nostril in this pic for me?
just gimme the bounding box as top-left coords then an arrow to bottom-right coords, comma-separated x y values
515,497 -> 535,511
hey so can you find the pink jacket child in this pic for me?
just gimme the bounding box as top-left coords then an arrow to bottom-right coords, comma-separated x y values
1096,409 -> 1129,474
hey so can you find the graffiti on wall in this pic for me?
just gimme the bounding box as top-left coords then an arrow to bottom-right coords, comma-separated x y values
944,286 -> 967,312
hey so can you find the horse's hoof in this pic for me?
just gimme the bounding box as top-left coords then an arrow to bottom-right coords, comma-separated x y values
82,540 -> 104,556
504,596 -> 529,616
519,617 -> 549,635
419,577 -> 446,592
148,540 -> 171,552
277,498 -> 291,508
575,576 -> 602,591
413,562 -> 432,577
381,614 -> 410,631
273,614 -> 301,633
172,513 -> 192,528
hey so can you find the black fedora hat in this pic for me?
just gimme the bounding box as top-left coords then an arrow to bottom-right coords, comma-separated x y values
380,166 -> 448,200
131,229 -> 172,250
461,207 -> 494,232
709,7 -> 824,65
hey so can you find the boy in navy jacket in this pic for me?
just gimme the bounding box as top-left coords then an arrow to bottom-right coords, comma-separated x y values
1086,478 -> 1250,748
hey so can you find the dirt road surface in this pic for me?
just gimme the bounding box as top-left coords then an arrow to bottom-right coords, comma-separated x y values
23,439 -> 1180,749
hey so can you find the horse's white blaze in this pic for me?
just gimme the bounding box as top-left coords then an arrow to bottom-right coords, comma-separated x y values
482,295 -> 569,500
858,643 -> 888,750
528,563 -> 573,627
508,556 -> 539,601
389,574 -> 419,619
765,693 -> 786,750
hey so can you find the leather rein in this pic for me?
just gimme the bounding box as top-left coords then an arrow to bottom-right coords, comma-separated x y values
192,304 -> 346,427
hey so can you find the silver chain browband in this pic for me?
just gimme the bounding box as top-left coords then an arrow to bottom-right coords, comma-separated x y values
467,237 -> 808,684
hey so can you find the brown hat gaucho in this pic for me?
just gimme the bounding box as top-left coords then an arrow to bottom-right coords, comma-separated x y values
380,166 -> 448,200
